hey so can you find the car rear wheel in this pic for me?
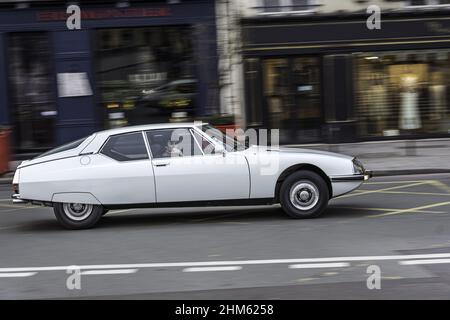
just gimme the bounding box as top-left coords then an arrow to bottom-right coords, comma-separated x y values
53,202 -> 103,229
279,170 -> 329,219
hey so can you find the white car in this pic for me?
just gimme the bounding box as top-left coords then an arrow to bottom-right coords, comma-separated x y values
12,123 -> 371,229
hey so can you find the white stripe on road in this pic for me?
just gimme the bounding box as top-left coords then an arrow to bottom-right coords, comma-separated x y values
399,259 -> 450,266
3,252 -> 450,273
0,272 -> 37,278
289,262 -> 350,269
80,269 -> 138,275
183,266 -> 242,272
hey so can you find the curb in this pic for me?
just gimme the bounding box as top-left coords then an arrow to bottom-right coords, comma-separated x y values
1,169 -> 449,185
372,169 -> 450,177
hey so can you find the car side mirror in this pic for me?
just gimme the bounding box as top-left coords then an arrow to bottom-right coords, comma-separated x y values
215,144 -> 226,156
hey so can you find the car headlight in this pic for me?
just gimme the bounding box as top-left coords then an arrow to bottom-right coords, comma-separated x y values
352,158 -> 365,174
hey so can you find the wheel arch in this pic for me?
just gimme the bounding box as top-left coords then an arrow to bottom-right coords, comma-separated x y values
51,192 -> 101,205
274,164 -> 332,203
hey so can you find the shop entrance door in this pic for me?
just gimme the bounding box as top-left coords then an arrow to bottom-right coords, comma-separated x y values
8,33 -> 56,154
263,57 -> 322,144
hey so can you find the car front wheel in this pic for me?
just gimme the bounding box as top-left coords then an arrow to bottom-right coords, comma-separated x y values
53,202 -> 103,230
279,170 -> 329,219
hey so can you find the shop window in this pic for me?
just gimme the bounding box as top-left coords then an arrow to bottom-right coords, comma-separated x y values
7,33 -> 56,152
95,26 -> 197,129
258,0 -> 316,14
262,57 -> 322,143
354,51 -> 450,137
244,58 -> 263,126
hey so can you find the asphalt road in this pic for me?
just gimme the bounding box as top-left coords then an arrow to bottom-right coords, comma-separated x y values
1,174 -> 450,299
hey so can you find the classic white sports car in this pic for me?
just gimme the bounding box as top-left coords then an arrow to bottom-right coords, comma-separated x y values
12,123 -> 371,229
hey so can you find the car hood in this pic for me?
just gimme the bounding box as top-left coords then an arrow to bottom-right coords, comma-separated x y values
247,145 -> 354,160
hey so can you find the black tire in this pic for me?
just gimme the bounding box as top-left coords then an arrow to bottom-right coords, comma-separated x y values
279,170 -> 329,219
53,203 -> 103,230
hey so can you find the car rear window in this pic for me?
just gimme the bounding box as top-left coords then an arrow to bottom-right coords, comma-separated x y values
100,132 -> 149,161
35,137 -> 87,159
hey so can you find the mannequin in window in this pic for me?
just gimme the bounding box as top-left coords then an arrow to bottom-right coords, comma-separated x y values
366,75 -> 389,134
399,73 -> 421,131
429,71 -> 446,123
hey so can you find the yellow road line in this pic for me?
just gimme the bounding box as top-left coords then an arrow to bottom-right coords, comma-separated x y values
426,180 -> 450,194
336,206 -> 446,214
338,182 -> 428,199
355,190 -> 450,197
369,201 -> 450,218
365,181 -> 427,185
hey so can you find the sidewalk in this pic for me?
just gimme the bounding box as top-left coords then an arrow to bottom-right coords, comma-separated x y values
1,138 -> 450,184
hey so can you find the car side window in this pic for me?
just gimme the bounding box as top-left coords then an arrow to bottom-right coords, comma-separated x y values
146,128 -> 202,158
101,132 -> 149,162
192,130 -> 215,155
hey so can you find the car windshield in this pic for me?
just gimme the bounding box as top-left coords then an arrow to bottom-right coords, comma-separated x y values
35,137 -> 87,159
200,124 -> 247,152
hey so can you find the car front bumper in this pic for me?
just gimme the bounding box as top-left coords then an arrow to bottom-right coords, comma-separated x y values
330,170 -> 373,182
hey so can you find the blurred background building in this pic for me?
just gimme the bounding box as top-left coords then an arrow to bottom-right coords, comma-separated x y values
0,0 -> 219,158
1,0 -> 450,157
236,0 -> 450,144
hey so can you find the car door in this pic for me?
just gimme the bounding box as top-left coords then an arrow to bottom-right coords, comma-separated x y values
146,128 -> 250,203
86,131 -> 156,205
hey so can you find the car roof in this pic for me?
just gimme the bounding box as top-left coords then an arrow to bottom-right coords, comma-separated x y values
77,122 -> 209,155
97,122 -> 203,137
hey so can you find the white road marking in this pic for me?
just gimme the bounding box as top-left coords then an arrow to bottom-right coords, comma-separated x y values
289,262 -> 350,269
80,269 -> 138,275
3,253 -> 450,273
399,259 -> 450,266
0,272 -> 37,278
183,266 -> 242,272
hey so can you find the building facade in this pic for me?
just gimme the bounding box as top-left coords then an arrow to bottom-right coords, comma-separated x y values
236,0 -> 450,144
0,0 -> 219,156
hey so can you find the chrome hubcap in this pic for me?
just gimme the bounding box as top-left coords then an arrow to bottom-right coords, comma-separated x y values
289,181 -> 319,211
62,203 -> 93,221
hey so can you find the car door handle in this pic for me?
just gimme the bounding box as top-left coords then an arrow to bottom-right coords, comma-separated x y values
153,162 -> 170,167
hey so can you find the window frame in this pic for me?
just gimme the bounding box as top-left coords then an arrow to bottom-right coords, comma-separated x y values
192,125 -> 239,154
99,131 -> 150,162
145,127 -> 205,159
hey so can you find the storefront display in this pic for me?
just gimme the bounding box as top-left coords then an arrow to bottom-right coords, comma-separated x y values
96,27 -> 197,129
242,12 -> 450,143
355,51 -> 450,137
